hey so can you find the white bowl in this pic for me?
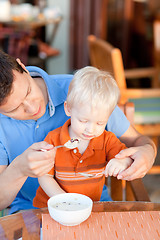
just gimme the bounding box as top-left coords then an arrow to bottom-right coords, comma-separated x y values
48,193 -> 93,226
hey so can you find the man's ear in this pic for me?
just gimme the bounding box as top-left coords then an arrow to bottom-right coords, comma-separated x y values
16,58 -> 29,74
64,101 -> 71,116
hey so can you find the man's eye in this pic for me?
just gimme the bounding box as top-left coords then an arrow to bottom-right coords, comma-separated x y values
97,122 -> 104,126
27,87 -> 31,95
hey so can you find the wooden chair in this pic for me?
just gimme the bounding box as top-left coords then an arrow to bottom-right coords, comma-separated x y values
106,102 -> 150,202
88,35 -> 159,89
88,35 -> 160,201
87,35 -> 160,146
153,19 -> 160,88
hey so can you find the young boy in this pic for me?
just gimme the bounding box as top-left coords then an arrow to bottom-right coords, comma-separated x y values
33,66 -> 132,208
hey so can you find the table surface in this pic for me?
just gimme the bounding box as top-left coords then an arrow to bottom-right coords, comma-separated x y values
0,16 -> 62,52
0,16 -> 62,29
0,201 -> 160,240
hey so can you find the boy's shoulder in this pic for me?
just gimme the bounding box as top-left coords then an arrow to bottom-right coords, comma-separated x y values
103,130 -> 117,138
103,130 -> 121,144
44,126 -> 62,144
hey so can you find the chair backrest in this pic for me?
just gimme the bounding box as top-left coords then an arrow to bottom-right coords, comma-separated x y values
153,20 -> 160,71
88,35 -> 127,90
88,34 -> 160,102
153,20 -> 160,53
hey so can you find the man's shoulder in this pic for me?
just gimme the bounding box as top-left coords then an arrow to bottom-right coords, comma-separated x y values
27,66 -> 73,82
50,74 -> 73,81
27,66 -> 73,102
107,106 -> 130,138
0,113 -> 11,124
49,74 -> 73,91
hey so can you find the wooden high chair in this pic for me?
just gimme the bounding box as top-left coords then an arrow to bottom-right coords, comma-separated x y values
88,35 -> 160,200
153,19 -> 160,88
106,102 -> 150,202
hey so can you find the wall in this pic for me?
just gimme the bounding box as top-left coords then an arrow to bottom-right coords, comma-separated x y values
46,0 -> 70,74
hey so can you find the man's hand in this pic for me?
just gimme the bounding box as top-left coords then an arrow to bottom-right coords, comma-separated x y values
15,141 -> 56,178
0,141 -> 56,210
115,144 -> 155,180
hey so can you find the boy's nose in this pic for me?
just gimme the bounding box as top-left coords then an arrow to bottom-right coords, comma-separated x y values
86,123 -> 95,133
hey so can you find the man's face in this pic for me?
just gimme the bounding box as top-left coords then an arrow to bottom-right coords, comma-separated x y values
0,70 -> 47,120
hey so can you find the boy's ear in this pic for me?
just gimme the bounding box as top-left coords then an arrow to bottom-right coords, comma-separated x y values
64,101 -> 71,116
16,58 -> 29,74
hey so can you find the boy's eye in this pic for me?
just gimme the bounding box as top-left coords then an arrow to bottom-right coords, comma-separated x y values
79,119 -> 87,123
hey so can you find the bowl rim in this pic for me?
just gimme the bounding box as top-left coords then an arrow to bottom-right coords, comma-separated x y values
47,192 -> 93,212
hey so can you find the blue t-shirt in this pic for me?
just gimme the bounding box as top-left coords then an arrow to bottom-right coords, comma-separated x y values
0,66 -> 130,213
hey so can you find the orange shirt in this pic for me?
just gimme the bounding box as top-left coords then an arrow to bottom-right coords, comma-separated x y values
33,119 -> 126,208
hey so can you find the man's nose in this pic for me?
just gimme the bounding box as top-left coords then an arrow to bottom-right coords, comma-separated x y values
23,100 -> 37,113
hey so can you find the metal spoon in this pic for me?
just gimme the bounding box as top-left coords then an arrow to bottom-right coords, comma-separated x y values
40,138 -> 80,151
79,171 -> 105,178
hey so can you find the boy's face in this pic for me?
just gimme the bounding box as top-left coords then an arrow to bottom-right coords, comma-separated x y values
65,103 -> 110,141
0,70 -> 47,120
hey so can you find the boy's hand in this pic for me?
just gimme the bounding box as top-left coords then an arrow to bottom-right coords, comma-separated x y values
105,157 -> 133,178
114,145 -> 155,180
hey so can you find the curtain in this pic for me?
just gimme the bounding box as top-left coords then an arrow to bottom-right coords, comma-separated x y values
69,0 -> 108,71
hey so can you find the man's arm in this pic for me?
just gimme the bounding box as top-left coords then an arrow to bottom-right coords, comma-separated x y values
117,124 -> 157,180
0,164 -> 27,210
0,142 -> 56,210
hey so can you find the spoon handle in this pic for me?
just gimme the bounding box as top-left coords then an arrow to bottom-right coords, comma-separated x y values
54,145 -> 65,149
40,145 -> 64,151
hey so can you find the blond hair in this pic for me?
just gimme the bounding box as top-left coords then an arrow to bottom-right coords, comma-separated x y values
66,66 -> 120,113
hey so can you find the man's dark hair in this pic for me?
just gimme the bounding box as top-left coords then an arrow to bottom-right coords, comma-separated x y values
0,50 -> 27,105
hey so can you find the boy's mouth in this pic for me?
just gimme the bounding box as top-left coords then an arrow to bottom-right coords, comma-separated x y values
82,133 -> 94,139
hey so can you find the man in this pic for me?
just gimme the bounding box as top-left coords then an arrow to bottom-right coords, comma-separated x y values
0,51 -> 156,214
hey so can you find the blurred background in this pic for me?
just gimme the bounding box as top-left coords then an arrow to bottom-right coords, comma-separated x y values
0,0 -> 160,201
0,0 -> 159,74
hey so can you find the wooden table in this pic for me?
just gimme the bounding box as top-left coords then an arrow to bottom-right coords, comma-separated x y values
0,16 -> 62,67
0,16 -> 62,45
0,201 -> 160,240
